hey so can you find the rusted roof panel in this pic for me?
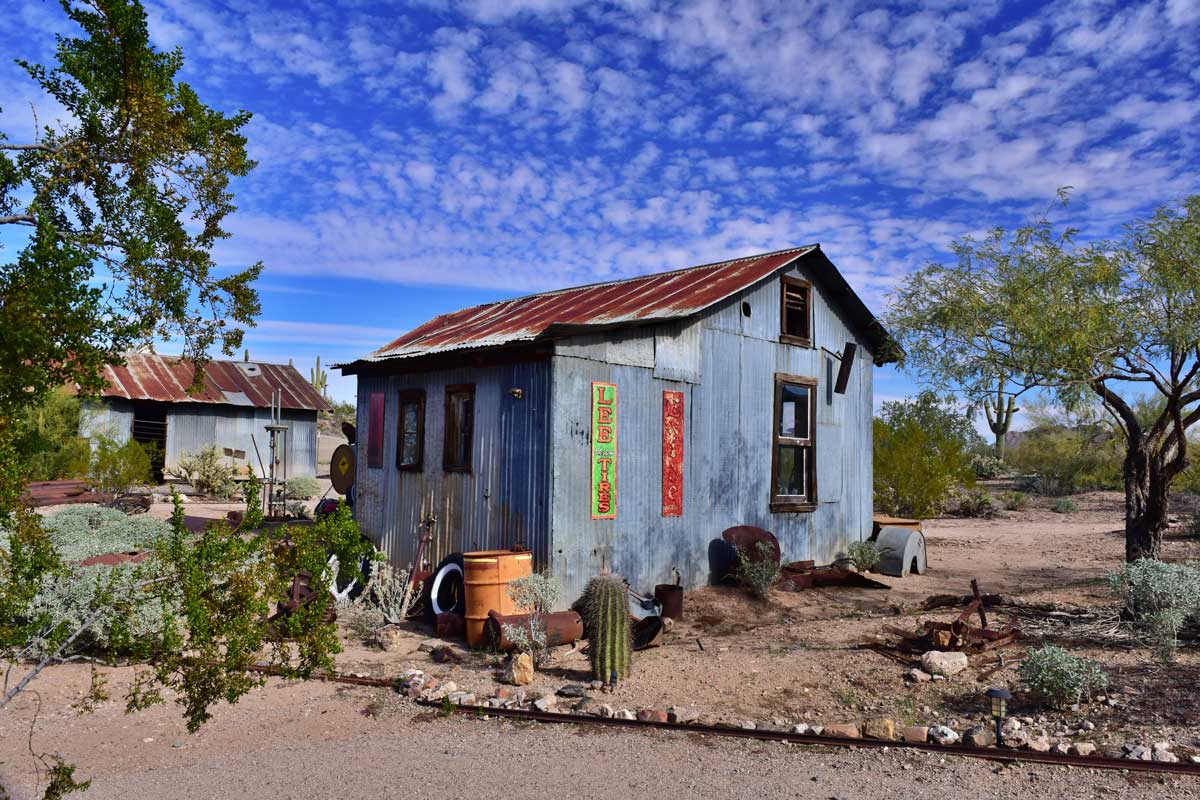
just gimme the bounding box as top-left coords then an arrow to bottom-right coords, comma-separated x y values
362,246 -> 818,362
98,354 -> 331,412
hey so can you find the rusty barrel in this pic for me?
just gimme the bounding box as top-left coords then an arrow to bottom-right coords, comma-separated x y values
654,584 -> 684,620
463,549 -> 534,647
484,610 -> 584,651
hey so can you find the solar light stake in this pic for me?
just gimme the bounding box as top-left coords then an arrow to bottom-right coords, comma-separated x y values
986,687 -> 1012,746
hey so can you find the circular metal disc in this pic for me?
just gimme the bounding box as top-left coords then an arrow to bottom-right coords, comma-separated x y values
330,443 -> 357,494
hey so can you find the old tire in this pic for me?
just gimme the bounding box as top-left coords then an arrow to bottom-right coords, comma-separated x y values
422,553 -> 465,622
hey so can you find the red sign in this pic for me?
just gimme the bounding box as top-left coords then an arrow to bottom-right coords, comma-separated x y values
662,391 -> 684,517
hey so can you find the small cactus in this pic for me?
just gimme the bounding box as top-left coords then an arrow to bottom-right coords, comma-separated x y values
243,348 -> 250,362
582,575 -> 632,685
310,356 -> 328,397
983,382 -> 1019,458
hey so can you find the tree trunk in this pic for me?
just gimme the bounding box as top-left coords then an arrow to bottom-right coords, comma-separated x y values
1124,447 -> 1169,562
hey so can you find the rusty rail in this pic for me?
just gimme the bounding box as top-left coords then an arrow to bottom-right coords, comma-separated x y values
241,663 -> 1200,777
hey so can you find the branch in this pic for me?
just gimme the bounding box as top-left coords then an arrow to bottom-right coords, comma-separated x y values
0,142 -> 61,153
0,214 -> 36,225
1092,380 -> 1142,444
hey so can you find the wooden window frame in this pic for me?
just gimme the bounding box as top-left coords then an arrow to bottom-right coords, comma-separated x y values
780,275 -> 813,348
770,373 -> 817,512
366,392 -> 385,469
443,384 -> 476,473
396,389 -> 425,472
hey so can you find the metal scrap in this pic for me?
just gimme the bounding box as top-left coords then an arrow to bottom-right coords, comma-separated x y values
877,579 -> 1021,657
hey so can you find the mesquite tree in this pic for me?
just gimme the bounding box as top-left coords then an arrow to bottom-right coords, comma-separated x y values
889,195 -> 1200,562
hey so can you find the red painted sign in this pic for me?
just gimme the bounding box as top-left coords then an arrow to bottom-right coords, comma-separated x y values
662,391 -> 684,517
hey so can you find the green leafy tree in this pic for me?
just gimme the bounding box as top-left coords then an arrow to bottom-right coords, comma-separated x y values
889,195 -> 1200,561
873,391 -> 978,517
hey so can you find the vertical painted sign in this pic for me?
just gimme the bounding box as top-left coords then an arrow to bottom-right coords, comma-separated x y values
662,391 -> 684,517
591,382 -> 618,519
366,392 -> 385,468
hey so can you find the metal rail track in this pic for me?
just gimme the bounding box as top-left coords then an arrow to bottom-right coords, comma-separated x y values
243,664 -> 1200,777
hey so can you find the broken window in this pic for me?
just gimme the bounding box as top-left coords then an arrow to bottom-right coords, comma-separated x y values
366,392 -> 385,469
780,276 -> 812,347
397,389 -> 425,471
771,375 -> 816,511
443,384 -> 475,472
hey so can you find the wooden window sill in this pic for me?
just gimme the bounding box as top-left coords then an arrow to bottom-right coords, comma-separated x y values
770,501 -> 817,513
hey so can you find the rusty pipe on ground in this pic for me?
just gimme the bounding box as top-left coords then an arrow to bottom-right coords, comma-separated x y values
483,610 -> 583,651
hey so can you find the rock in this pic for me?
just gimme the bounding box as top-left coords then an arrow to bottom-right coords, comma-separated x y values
447,691 -> 476,705
376,625 -> 420,654
902,726 -> 929,744
495,686 -> 517,701
738,720 -> 757,730
792,723 -> 810,735
557,684 -> 588,698
487,697 -> 504,708
505,653 -> 534,686
825,723 -> 861,739
920,651 -> 970,677
863,718 -> 896,741
1071,743 -> 1097,757
588,680 -> 605,690
1189,755 -> 1200,765
614,709 -> 636,720
907,668 -> 933,683
1051,742 -> 1070,755
1001,718 -> 1022,736
668,706 -> 701,724
533,696 -> 557,712
1153,749 -> 1179,763
964,724 -> 996,748
637,708 -> 669,723
596,704 -> 614,718
929,726 -> 959,746
1027,737 -> 1052,753
808,725 -> 824,735
430,645 -> 462,664
1081,721 -> 1095,731
572,697 -> 593,714
417,639 -> 441,653
1125,745 -> 1151,761
1002,730 -> 1030,749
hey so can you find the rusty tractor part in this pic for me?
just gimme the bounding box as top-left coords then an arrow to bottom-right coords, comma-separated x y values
722,526 -> 781,564
22,479 -> 113,508
484,610 -> 584,651
878,579 -> 1020,659
778,562 -> 891,591
654,583 -> 683,621
270,569 -> 337,625
632,615 -> 665,650
436,611 -> 465,639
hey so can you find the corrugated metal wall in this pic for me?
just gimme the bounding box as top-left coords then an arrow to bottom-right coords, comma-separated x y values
549,262 -> 874,601
353,360 -> 551,570
80,400 -> 134,443
165,405 -> 319,478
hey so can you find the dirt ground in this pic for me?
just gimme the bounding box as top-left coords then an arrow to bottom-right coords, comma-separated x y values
5,491 -> 1200,798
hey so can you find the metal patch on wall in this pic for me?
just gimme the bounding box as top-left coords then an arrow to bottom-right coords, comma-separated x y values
591,382 -> 618,519
662,391 -> 684,517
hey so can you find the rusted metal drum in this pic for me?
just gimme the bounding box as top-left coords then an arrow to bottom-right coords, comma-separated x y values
654,584 -> 684,620
463,550 -> 533,647
483,610 -> 583,651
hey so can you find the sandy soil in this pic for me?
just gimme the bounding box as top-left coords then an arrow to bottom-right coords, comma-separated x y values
5,491 -> 1200,798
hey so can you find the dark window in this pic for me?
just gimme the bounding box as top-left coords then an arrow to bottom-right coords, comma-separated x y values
780,276 -> 812,347
443,384 -> 475,472
396,389 -> 425,471
771,374 -> 816,511
366,392 -> 385,468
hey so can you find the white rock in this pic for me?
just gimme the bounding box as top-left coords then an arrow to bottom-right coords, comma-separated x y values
792,723 -> 810,735
929,725 -> 959,745
920,651 -> 970,677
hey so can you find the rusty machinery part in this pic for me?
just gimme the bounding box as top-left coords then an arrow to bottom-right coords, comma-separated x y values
329,443 -> 356,495
721,525 -> 781,564
778,563 -> 891,592
484,610 -> 584,652
654,583 -> 683,621
270,570 -> 337,625
879,579 -> 1020,658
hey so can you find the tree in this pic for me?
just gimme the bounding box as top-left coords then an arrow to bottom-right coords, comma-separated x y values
889,195 -> 1200,561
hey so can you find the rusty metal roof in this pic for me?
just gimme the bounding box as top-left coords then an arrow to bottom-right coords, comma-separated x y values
343,244 -> 895,369
97,353 -> 332,412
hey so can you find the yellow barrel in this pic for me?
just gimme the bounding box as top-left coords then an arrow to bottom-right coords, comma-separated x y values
463,550 -> 534,647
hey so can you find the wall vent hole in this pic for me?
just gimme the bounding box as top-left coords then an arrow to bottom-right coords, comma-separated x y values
741,302 -> 752,318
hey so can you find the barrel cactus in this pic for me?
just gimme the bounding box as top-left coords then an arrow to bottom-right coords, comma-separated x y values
582,575 -> 632,685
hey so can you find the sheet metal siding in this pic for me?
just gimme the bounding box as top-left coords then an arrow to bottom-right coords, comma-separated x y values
549,265 -> 874,600
164,405 -> 319,477
79,400 -> 134,443
353,361 -> 551,571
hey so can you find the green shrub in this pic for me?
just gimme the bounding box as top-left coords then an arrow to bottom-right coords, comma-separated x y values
1019,645 -> 1109,708
970,453 -> 1008,480
846,540 -> 880,572
1108,559 -> 1200,663
1051,498 -> 1078,514
1011,427 -> 1122,495
503,572 -> 562,664
167,446 -> 237,498
285,475 -> 321,500
23,389 -> 91,481
947,487 -> 996,518
734,541 -> 780,601
31,504 -> 169,563
87,435 -> 155,495
874,392 -> 979,518
998,490 -> 1029,511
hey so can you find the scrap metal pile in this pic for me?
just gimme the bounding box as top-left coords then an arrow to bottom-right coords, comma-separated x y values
875,579 -> 1021,660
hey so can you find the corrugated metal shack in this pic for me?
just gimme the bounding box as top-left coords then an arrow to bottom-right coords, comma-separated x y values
338,246 -> 897,601
81,354 -> 331,479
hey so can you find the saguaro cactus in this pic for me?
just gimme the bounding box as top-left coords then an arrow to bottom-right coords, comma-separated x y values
582,575 -> 632,685
310,356 -> 328,397
983,385 -> 1019,458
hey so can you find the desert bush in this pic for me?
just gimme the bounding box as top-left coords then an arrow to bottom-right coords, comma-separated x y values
846,540 -> 880,572
946,487 -> 996,518
86,436 -> 155,495
1108,559 -> 1200,663
1010,427 -> 1122,495
874,392 -> 979,518
1051,498 -> 1078,514
355,555 -> 409,622
970,453 -> 1008,480
734,541 -> 780,601
998,490 -> 1029,511
26,504 -> 169,563
23,389 -> 91,481
503,572 -> 561,665
340,604 -> 386,641
1019,645 -> 1109,708
286,476 -> 321,500
167,446 -> 237,498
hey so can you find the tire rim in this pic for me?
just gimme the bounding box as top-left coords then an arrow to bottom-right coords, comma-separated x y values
429,562 -> 463,615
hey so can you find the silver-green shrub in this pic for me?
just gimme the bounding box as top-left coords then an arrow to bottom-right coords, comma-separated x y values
31,504 -> 169,562
1018,645 -> 1109,708
502,572 -> 562,664
354,555 -> 410,622
734,542 -> 780,601
1051,497 -> 1078,514
285,476 -> 321,500
1108,559 -> 1200,663
847,540 -> 881,572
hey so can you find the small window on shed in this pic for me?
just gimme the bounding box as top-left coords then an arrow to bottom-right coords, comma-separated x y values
443,384 -> 475,472
771,374 -> 816,512
780,276 -> 812,347
396,389 -> 425,471
366,392 -> 385,468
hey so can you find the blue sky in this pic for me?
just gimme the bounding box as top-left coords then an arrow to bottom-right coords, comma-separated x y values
2,0 -> 1198,419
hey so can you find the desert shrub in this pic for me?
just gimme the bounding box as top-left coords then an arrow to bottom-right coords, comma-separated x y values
1010,427 -> 1122,495
23,389 -> 91,481
86,435 -> 155,495
946,487 -> 996,518
286,475 -> 321,500
874,392 -> 979,518
167,446 -> 237,498
1051,498 -> 1078,514
340,604 -> 385,641
503,572 -> 562,665
998,490 -> 1029,511
1108,559 -> 1200,663
30,504 -> 169,563
970,453 -> 1008,480
1019,645 -> 1109,708
355,555 -> 410,622
734,541 -> 780,601
846,540 -> 880,572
